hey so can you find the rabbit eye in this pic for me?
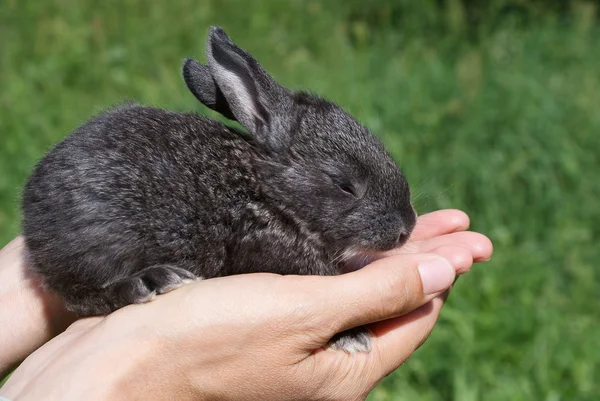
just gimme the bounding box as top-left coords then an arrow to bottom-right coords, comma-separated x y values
325,171 -> 362,198
336,182 -> 357,197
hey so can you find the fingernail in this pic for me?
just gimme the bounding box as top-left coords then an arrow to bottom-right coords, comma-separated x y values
418,258 -> 455,295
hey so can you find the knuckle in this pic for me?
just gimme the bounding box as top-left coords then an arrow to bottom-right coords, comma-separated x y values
379,265 -> 416,314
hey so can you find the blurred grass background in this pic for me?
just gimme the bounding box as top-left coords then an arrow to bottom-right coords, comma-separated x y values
1,0 -> 599,399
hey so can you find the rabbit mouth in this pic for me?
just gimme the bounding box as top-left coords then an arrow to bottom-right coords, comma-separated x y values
338,251 -> 383,274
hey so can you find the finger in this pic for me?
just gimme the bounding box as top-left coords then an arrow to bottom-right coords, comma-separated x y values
319,253 -> 456,335
391,231 -> 492,262
410,209 -> 470,241
406,231 -> 493,262
369,294 -> 446,377
429,245 -> 473,275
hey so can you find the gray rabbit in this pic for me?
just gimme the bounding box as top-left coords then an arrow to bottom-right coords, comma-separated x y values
22,27 -> 416,353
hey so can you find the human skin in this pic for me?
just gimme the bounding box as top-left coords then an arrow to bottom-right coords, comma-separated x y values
0,209 -> 492,400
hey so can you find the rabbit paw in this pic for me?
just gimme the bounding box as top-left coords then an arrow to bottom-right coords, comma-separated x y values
328,326 -> 372,353
113,264 -> 201,304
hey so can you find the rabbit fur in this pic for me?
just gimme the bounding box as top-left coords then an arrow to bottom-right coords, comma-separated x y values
22,27 -> 416,353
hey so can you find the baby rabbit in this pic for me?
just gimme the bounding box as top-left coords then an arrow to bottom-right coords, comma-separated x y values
22,27 -> 416,353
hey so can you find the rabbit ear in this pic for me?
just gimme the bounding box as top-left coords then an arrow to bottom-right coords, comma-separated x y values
182,58 -> 237,121
205,27 -> 290,139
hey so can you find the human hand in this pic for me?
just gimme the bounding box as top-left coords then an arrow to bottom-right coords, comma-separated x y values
1,209 -> 492,400
0,237 -> 75,376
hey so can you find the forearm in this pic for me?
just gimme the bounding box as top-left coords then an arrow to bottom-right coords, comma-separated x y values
0,237 -> 75,376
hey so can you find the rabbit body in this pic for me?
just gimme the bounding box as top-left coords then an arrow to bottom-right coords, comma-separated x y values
22,27 -> 416,352
23,105 -> 332,316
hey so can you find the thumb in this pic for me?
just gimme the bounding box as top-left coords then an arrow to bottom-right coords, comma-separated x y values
319,253 -> 456,336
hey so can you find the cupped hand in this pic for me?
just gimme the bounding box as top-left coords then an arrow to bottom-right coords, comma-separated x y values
392,209 -> 491,271
1,209 -> 492,400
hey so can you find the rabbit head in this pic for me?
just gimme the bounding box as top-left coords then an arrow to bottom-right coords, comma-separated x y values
183,27 -> 416,270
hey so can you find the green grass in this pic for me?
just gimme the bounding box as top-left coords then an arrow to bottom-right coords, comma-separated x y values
1,1 -> 599,399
